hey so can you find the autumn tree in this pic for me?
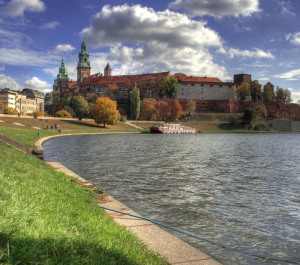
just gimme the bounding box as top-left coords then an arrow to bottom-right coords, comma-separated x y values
173,73 -> 187,77
63,105 -> 76,118
250,80 -> 262,102
139,98 -> 157,120
282,103 -> 293,118
3,107 -> 18,115
187,99 -> 196,116
157,101 -> 169,120
55,110 -> 72,118
171,99 -> 182,120
92,97 -> 120,127
235,82 -> 250,101
283,88 -> 292,104
163,76 -> 179,99
263,85 -> 273,101
108,83 -> 118,100
0,99 -> 3,113
130,83 -> 140,120
138,76 -> 156,99
253,102 -> 267,118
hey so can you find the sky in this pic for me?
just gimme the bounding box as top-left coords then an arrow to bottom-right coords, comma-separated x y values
0,0 -> 300,102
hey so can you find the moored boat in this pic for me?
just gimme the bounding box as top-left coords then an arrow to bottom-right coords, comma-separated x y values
150,123 -> 196,134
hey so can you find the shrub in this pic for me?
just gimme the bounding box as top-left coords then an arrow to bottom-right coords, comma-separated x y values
243,108 -> 257,124
55,110 -> 72,118
3,107 -> 18,115
33,111 -> 43,116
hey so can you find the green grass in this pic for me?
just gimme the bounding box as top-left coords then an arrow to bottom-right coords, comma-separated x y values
0,142 -> 169,265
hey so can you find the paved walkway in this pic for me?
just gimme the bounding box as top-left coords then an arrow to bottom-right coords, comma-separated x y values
0,120 -> 4,122
13,123 -> 25,126
125,121 -> 144,129
46,161 -> 222,265
31,126 -> 42,130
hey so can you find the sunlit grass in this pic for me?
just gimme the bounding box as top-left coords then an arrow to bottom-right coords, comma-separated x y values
0,142 -> 168,265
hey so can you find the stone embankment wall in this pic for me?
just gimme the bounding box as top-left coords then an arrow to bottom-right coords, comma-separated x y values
0,133 -> 44,159
266,121 -> 300,132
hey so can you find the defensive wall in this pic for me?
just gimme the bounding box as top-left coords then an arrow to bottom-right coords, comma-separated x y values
159,99 -> 300,120
266,121 -> 300,132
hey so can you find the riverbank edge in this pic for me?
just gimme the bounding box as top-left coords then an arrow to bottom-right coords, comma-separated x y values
37,134 -> 222,265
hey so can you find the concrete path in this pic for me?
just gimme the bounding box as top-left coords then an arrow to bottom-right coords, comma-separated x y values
125,121 -> 144,129
0,120 -> 5,122
31,126 -> 42,130
46,162 -> 222,265
13,123 -> 25,126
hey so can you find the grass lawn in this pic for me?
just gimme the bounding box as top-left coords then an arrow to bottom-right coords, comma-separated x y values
0,116 -> 149,148
0,142 -> 169,265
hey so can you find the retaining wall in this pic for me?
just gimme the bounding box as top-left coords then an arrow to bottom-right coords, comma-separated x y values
266,121 -> 300,132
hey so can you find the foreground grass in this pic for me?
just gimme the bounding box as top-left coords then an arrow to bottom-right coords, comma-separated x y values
0,142 -> 168,265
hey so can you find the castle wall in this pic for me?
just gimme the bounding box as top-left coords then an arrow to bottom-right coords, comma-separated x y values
176,83 -> 235,101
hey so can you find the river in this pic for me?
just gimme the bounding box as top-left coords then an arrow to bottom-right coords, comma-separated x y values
43,133 -> 300,265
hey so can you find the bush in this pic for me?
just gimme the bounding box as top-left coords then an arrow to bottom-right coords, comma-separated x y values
120,116 -> 127,122
3,107 -> 18,115
55,110 -> 72,118
33,111 -> 43,116
243,108 -> 257,124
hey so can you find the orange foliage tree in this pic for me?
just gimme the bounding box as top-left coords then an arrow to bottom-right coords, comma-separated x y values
55,110 -> 72,118
139,98 -> 157,120
108,83 -> 118,93
157,101 -> 169,120
3,107 -> 18,115
0,100 -> 3,113
92,97 -> 121,127
171,99 -> 182,120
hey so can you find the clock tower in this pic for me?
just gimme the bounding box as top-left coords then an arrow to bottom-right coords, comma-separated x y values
77,39 -> 91,90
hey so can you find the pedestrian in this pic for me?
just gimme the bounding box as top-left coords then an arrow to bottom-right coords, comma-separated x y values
18,112 -> 20,118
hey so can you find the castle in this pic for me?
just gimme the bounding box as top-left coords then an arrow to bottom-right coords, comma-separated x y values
53,40 -> 300,119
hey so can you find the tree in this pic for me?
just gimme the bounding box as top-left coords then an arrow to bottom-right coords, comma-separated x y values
92,97 -> 121,128
282,103 -> 293,118
63,105 -> 76,118
283,88 -> 292,104
243,108 -> 257,124
157,101 -> 169,120
163,76 -> 179,98
253,102 -> 267,118
72,95 -> 90,120
138,76 -> 156,99
263,85 -> 273,101
130,83 -> 140,120
55,110 -> 72,118
275,86 -> 285,102
235,82 -> 250,101
0,99 -> 3,113
139,98 -> 157,120
250,80 -> 262,102
33,111 -> 43,116
173,73 -> 187,77
3,107 -> 18,115
171,99 -> 182,120
187,99 -> 196,116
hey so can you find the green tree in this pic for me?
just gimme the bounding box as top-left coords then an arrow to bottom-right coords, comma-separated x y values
44,92 -> 55,115
72,95 -> 90,120
130,83 -> 141,120
243,108 -> 257,124
163,76 -> 178,99
63,105 -> 76,118
187,99 -> 196,116
235,82 -> 250,101
263,85 -> 273,101
250,80 -> 262,102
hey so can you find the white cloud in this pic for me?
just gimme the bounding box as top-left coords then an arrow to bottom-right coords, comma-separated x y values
227,48 -> 275,59
168,0 -> 261,18
81,4 -> 222,48
0,0 -> 46,17
52,44 -> 75,54
0,74 -> 21,89
291,91 -> 300,103
0,48 -> 60,67
79,4 -> 229,80
24,77 -> 51,92
41,21 -> 60,29
0,28 -> 32,49
286,32 -> 300,45
273,69 -> 300,79
279,1 -> 295,16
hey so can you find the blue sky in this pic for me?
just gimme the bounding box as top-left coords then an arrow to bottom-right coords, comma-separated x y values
0,0 -> 300,102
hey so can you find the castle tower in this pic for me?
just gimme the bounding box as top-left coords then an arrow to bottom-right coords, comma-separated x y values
104,62 -> 112,76
77,39 -> 91,88
56,56 -> 69,94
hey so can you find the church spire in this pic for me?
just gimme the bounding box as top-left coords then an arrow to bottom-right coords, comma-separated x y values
57,55 -> 69,79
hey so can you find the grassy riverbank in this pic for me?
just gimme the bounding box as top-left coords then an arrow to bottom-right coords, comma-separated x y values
0,142 -> 168,264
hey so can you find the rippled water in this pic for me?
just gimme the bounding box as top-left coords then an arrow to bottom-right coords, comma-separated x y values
43,133 -> 300,265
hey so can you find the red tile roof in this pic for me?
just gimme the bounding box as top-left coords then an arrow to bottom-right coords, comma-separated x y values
176,76 -> 222,83
80,72 -> 171,87
265,82 -> 274,87
68,81 -> 77,89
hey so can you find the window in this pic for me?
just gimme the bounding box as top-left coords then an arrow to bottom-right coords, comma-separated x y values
201,84 -> 204,87
210,85 -> 213,87
219,85 -> 222,87
85,58 -> 87,62
62,82 -> 65,87
191,84 -> 195,86
202,91 -> 203,94
229,85 -> 232,88
182,93 -> 183,95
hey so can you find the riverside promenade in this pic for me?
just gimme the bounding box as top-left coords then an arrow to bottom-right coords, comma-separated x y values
37,135 -> 222,265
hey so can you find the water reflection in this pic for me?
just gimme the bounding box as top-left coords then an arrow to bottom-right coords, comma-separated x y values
43,133 -> 300,265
